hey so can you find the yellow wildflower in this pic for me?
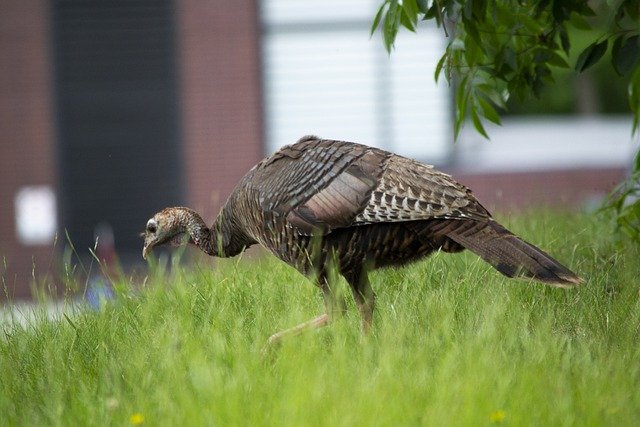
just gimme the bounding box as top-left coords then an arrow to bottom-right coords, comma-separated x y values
130,413 -> 145,425
490,410 -> 506,423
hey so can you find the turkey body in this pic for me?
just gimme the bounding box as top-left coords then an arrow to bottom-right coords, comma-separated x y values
143,135 -> 582,342
219,136 -> 579,283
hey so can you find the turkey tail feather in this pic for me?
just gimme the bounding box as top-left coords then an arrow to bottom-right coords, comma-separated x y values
444,220 -> 583,287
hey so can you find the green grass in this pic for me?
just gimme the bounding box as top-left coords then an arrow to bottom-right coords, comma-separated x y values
1,212 -> 639,426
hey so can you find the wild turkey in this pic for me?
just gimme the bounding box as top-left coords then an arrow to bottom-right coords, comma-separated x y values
142,136 -> 582,344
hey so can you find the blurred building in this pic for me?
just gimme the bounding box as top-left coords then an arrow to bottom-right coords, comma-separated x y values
0,0 -> 637,299
2,0 -> 263,299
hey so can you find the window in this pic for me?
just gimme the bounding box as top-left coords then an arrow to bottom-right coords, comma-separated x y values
261,0 -> 452,163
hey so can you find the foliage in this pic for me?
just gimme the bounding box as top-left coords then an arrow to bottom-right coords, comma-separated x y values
603,149 -> 640,241
1,212 -> 640,425
371,0 -> 639,136
371,0 -> 640,240
504,28 -> 633,115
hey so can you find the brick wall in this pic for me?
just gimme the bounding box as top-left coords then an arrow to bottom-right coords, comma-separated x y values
452,167 -> 626,212
176,0 -> 264,221
0,1 -> 57,299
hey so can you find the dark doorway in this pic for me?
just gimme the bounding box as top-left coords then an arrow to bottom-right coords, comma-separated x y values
52,0 -> 183,262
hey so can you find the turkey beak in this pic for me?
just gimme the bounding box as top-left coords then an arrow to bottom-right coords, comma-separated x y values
142,217 -> 160,260
142,235 -> 157,260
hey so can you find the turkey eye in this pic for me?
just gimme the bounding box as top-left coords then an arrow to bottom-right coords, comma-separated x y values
146,219 -> 157,233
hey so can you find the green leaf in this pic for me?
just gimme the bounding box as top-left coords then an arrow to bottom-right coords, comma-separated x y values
578,3 -> 596,17
519,13 -> 544,34
463,34 -> 483,65
559,27 -> 571,54
502,47 -> 517,71
575,40 -> 608,72
477,83 -> 508,109
454,76 -> 470,140
434,52 -> 447,82
400,3 -> 417,32
370,3 -> 387,37
532,64 -> 553,97
470,106 -> 490,139
383,0 -> 401,52
546,50 -> 570,68
535,0 -> 551,17
400,9 -> 417,32
462,16 -> 482,48
569,11 -> 592,30
478,97 -> 501,125
402,0 -> 420,20
612,35 -> 640,76
625,1 -> 640,20
552,1 -> 570,22
416,0 -> 429,13
471,0 -> 487,21
507,75 -> 528,101
533,49 -> 551,64
424,3 -> 438,20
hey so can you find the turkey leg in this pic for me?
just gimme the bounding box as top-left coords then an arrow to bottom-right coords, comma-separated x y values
265,273 -> 345,347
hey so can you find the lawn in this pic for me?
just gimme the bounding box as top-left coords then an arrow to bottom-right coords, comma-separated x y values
1,212 -> 639,426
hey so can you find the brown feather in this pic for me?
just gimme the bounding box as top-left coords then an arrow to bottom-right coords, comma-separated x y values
443,220 -> 582,286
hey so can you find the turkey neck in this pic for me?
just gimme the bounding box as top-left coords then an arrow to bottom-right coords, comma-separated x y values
180,205 -> 253,258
